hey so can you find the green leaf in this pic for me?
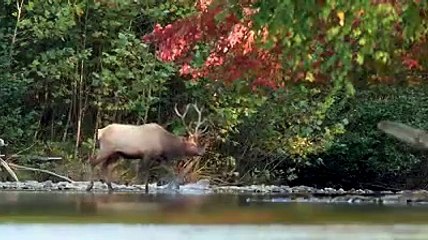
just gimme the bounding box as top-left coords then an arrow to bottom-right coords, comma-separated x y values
356,53 -> 364,65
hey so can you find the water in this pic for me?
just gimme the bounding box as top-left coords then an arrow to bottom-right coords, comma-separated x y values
1,191 -> 428,239
3,224 -> 428,240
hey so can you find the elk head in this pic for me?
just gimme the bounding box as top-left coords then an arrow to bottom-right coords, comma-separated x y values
174,103 -> 209,156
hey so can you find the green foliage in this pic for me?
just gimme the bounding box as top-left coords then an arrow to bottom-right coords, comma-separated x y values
242,1 -> 428,131
0,1 -> 39,144
0,0 -> 202,183
0,0 -> 176,160
249,1 -> 428,69
96,32 -> 174,123
0,76 -> 39,143
144,0 -> 196,24
314,85 -> 428,185
1,0 -> 428,189
218,84 -> 347,183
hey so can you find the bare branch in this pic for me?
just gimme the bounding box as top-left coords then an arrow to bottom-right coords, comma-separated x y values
9,163 -> 75,183
5,142 -> 37,162
0,158 -> 19,182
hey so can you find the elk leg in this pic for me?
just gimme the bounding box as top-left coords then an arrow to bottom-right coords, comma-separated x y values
141,156 -> 160,183
86,157 -> 97,191
135,159 -> 144,185
102,154 -> 119,192
140,156 -> 152,193
86,150 -> 113,192
144,162 -> 151,194
86,166 -> 95,191
100,162 -> 113,192
133,157 -> 149,192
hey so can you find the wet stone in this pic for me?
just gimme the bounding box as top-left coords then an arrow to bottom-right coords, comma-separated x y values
0,180 -> 428,206
279,186 -> 292,193
381,195 -> 402,204
292,186 -> 316,193
43,180 -> 53,189
16,182 -> 25,190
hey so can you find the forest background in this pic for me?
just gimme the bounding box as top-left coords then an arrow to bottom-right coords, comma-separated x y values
1,0 -> 428,190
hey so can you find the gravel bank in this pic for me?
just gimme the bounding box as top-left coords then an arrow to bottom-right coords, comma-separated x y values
1,180 -> 427,205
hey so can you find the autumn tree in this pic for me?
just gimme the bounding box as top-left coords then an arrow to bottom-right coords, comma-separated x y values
144,0 -> 428,90
142,0 -> 428,186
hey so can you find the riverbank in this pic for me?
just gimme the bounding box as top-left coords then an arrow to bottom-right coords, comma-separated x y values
1,180 -> 428,205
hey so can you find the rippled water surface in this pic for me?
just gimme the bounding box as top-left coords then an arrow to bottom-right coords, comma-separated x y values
2,190 -> 428,239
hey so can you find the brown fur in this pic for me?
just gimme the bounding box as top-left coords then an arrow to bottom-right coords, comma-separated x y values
86,123 -> 206,192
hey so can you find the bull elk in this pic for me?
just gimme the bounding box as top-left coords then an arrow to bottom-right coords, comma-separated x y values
86,103 -> 208,192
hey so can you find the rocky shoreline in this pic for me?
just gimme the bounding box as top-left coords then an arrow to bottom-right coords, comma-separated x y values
1,180 -> 428,205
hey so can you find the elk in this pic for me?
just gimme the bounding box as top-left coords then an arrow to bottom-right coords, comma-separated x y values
86,103 -> 208,192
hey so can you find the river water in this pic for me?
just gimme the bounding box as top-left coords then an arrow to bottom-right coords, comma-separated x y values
1,191 -> 428,239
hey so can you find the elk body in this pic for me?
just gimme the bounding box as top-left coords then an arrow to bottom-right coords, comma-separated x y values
86,103 -> 208,192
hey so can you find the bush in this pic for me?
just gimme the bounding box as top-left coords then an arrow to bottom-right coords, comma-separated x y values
295,84 -> 428,189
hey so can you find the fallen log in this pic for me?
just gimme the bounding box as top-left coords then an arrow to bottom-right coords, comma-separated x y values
0,155 -> 73,183
5,154 -> 62,162
8,163 -> 74,183
0,157 -> 19,182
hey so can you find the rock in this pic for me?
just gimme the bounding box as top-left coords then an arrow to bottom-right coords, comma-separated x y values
16,182 -> 25,190
270,186 -> 282,193
0,180 -> 426,207
196,179 -> 210,187
292,185 -> 316,193
398,190 -> 428,203
279,185 -> 292,193
365,189 -> 374,194
323,187 -> 337,194
21,180 -> 44,191
331,195 -> 376,204
43,180 -> 53,189
181,179 -> 211,191
355,189 -> 365,194
57,181 -> 68,190
381,195 -> 401,204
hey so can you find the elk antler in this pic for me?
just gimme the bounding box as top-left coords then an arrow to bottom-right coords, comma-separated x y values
174,103 -> 192,135
192,103 -> 208,137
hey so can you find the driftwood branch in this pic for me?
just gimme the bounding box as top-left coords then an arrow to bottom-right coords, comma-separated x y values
0,141 -> 70,183
0,158 -> 19,181
8,163 -> 75,183
6,154 -> 62,162
4,143 -> 37,162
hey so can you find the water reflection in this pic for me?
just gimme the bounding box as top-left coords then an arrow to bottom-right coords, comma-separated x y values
75,192 -> 211,215
1,191 -> 428,224
2,224 -> 428,240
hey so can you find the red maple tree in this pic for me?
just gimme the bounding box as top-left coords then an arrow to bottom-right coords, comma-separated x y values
142,0 -> 284,89
143,0 -> 427,89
